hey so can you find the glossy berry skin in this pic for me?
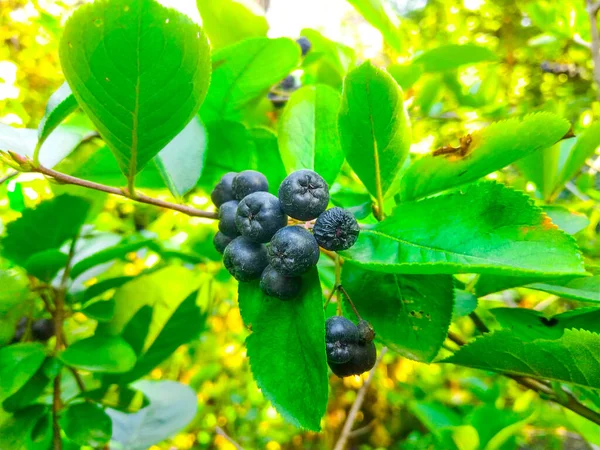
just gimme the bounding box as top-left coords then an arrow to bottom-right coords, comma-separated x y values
297,36 -> 311,56
223,237 -> 268,282
232,170 -> 269,201
278,170 -> 329,221
213,232 -> 233,254
329,341 -> 377,378
211,172 -> 237,207
235,192 -> 287,243
32,319 -> 55,341
267,226 -> 319,276
325,316 -> 359,364
259,265 -> 302,300
313,207 -> 360,251
218,200 -> 239,238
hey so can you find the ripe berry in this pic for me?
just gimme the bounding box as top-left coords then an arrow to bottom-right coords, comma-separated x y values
218,200 -> 239,237
235,192 -> 287,243
213,232 -> 233,254
268,92 -> 287,109
232,170 -> 269,201
267,226 -> 320,276
325,316 -> 359,364
296,36 -> 311,56
313,207 -> 360,251
329,340 -> 377,378
211,172 -> 237,207
259,265 -> 302,300
223,237 -> 268,282
278,170 -> 329,221
32,319 -> 55,341
280,75 -> 297,91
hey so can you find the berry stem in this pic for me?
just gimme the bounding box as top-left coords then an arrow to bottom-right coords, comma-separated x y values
335,254 -> 342,316
338,285 -> 362,321
323,285 -> 337,310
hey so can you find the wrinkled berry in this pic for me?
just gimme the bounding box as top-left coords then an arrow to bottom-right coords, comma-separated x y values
211,172 -> 237,207
313,207 -> 360,251
267,226 -> 320,276
223,237 -> 268,282
278,170 -> 329,221
297,36 -> 311,56
259,265 -> 302,300
329,340 -> 377,378
325,316 -> 359,364
235,192 -> 287,243
218,200 -> 239,237
357,319 -> 375,343
213,232 -> 233,254
232,170 -> 269,201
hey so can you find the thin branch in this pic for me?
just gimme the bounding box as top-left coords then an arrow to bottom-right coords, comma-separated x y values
215,426 -> 243,450
335,254 -> 342,316
348,421 -> 376,438
333,347 -> 388,450
586,0 -> 600,97
590,1 -> 600,15
0,170 -> 18,185
338,285 -> 363,321
324,284 -> 338,310
19,159 -> 217,219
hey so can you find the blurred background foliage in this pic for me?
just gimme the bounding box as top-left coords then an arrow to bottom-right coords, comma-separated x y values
1,0 -> 599,449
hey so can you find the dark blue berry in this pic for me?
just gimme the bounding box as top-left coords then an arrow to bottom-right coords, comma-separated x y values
232,170 -> 268,201
223,237 -> 268,282
235,192 -> 287,243
218,200 -> 239,238
297,36 -> 311,56
213,232 -> 233,254
211,172 -> 237,207
325,316 -> 359,364
314,207 -> 360,251
259,265 -> 302,300
278,170 -> 329,221
267,226 -> 319,276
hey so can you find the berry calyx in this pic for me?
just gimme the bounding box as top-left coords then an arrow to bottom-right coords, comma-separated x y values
267,226 -> 320,276
232,170 -> 269,201
223,237 -> 268,282
313,207 -> 360,251
278,170 -> 329,221
235,192 -> 287,243
259,265 -> 302,300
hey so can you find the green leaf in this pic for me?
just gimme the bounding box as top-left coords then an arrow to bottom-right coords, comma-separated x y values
23,249 -> 68,282
241,269 -> 328,431
107,380 -> 198,450
201,37 -> 300,123
79,277 -> 134,303
444,329 -> 600,389
59,0 -> 211,177
37,81 -> 78,149
516,137 -> 566,201
452,289 -> 478,320
0,271 -> 29,346
0,405 -> 51,450
82,384 -> 149,413
0,123 -> 88,169
70,238 -> 153,279
196,0 -> 268,50
2,359 -> 54,413
154,117 -> 207,198
2,195 -> 90,267
387,63 -> 423,90
398,113 -> 570,201
81,299 -> 116,322
342,182 -> 585,277
346,0 -> 404,53
554,122 -> 600,193
60,335 -> 137,373
0,343 -> 47,403
60,402 -> 112,447
278,85 -> 344,184
542,205 -> 589,235
339,61 -> 411,200
342,264 -> 454,362
414,44 -> 498,72
249,127 -> 287,195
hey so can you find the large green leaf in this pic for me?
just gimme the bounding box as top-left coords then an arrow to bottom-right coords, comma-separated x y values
338,61 -> 411,200
341,182 -> 585,277
0,343 -> 47,402
201,37 -> 300,123
0,271 -> 29,346
107,380 -> 198,450
278,85 -> 344,184
241,269 -> 328,431
60,402 -> 112,447
37,81 -> 78,150
516,137 -> 566,201
346,0 -> 403,53
0,405 -> 51,450
444,329 -> 600,389
60,335 -> 137,373
342,264 -> 454,362
23,249 -> 68,283
414,44 -> 498,72
2,358 -> 58,413
2,195 -> 90,266
196,0 -> 268,50
542,205 -> 589,235
249,127 -> 287,195
399,113 -> 570,201
59,0 -> 211,178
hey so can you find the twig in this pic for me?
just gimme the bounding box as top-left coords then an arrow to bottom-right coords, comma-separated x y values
590,1 -> 600,15
0,170 -> 18,185
587,0 -> 600,97
215,426 -> 243,450
338,285 -> 363,321
18,159 -> 217,219
333,347 -> 388,450
348,421 -> 376,438
70,368 -> 86,393
324,285 -> 338,310
335,254 -> 342,316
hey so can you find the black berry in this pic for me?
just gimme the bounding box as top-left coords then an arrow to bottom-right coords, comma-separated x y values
325,316 -> 359,364
32,319 -> 55,341
218,200 -> 239,237
223,237 -> 268,282
278,170 -> 329,221
213,232 -> 233,254
235,192 -> 287,243
268,92 -> 287,109
232,170 -> 269,201
313,207 -> 360,251
329,340 -> 377,378
211,172 -> 237,207
280,75 -> 297,91
259,265 -> 302,300
297,36 -> 311,56
267,226 -> 320,276
12,317 -> 27,343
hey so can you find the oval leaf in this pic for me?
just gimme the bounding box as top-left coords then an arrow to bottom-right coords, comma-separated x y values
37,82 -> 78,148
0,343 -> 47,403
414,44 -> 498,72
60,335 -> 137,373
60,402 -> 112,447
59,0 -> 211,178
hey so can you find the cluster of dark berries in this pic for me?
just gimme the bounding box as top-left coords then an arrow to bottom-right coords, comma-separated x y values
325,316 -> 376,377
540,61 -> 583,78
12,317 -> 55,343
211,169 -> 360,300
